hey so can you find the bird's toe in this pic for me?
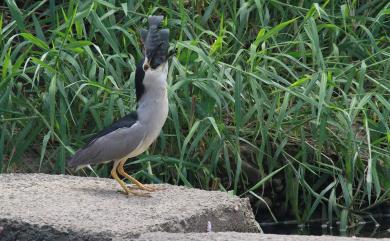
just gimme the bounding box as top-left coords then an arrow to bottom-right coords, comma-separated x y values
126,184 -> 163,192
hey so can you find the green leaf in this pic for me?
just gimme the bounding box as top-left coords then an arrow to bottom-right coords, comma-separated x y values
290,75 -> 311,88
340,209 -> 348,232
317,71 -> 327,124
364,112 -> 373,205
244,164 -> 288,194
0,129 -> 4,172
21,33 -> 49,50
49,74 -> 57,131
31,57 -> 56,73
39,131 -> 51,171
90,11 -> 120,54
253,18 -> 298,45
32,14 -> 46,42
180,120 -> 200,161
2,48 -> 11,81
205,117 -> 221,138
65,40 -> 93,49
5,0 -> 25,31
201,0 -> 218,24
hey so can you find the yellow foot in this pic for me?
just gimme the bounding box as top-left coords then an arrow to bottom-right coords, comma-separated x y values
117,159 -> 164,193
116,189 -> 151,197
126,184 -> 164,192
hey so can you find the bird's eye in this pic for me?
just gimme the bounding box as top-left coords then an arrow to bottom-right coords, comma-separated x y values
143,63 -> 150,71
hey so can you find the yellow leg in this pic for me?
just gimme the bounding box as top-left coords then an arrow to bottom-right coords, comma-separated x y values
117,158 -> 158,192
111,160 -> 147,196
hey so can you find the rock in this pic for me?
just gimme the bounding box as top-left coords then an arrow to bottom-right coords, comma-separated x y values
0,174 -> 260,240
136,232 -> 385,241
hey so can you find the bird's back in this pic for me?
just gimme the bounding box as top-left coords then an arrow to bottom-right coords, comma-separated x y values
68,112 -> 140,168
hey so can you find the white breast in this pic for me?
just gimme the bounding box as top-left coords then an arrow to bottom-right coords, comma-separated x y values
128,63 -> 169,158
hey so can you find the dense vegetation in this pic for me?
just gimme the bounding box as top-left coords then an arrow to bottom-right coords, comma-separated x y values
1,0 -> 389,231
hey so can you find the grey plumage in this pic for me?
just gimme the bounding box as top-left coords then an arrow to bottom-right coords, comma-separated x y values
68,15 -> 170,170
69,122 -> 144,167
68,62 -> 169,168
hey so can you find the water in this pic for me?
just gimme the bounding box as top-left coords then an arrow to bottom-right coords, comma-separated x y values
260,216 -> 390,238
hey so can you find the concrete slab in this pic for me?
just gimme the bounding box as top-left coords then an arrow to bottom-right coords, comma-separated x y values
136,232 -> 388,241
0,174 -> 260,240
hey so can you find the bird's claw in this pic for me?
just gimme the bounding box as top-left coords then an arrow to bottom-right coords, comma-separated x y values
128,191 -> 151,197
116,189 -> 152,197
126,184 -> 164,192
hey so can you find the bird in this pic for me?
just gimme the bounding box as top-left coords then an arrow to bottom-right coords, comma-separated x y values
68,15 -> 170,196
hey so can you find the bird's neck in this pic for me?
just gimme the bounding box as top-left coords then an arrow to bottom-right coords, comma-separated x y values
136,63 -> 169,126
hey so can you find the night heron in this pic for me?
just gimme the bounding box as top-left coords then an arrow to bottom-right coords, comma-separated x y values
68,16 -> 170,196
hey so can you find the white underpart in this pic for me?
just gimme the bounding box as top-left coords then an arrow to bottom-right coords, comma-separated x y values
125,61 -> 169,159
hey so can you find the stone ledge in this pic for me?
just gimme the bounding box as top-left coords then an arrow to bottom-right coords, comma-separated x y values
0,174 -> 260,240
136,232 -> 385,241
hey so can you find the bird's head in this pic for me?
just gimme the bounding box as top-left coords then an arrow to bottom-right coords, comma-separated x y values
140,16 -> 170,71
134,16 -> 171,102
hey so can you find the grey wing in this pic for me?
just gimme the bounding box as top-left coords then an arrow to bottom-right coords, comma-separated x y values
69,122 -> 145,167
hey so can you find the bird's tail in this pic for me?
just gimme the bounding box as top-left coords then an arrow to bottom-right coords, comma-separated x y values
67,150 -> 83,168
68,148 -> 90,168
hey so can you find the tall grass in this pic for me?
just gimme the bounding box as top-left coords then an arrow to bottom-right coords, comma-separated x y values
1,0 -> 389,230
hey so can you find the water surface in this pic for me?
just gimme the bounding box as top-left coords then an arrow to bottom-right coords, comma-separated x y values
261,216 -> 390,238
